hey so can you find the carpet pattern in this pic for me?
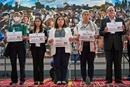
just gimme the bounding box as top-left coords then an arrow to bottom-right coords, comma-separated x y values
0,77 -> 130,87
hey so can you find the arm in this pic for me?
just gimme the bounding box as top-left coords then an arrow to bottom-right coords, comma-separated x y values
22,24 -> 28,40
7,25 -> 12,32
92,22 -> 99,39
23,24 -> 27,36
44,29 -> 48,44
122,19 -> 127,35
73,25 -> 80,41
99,19 -> 109,36
48,29 -> 54,44
99,19 -> 106,36
67,27 -> 74,42
124,23 -> 130,40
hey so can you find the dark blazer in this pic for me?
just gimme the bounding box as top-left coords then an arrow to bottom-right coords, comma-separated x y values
30,29 -> 48,52
99,16 -> 127,51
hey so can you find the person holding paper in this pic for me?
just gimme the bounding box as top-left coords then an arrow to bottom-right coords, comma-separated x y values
29,17 -> 47,85
7,12 -> 27,85
99,6 -> 127,84
74,10 -> 99,84
48,16 -> 73,84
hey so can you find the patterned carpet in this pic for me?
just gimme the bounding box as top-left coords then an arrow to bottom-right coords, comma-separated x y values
0,77 -> 130,87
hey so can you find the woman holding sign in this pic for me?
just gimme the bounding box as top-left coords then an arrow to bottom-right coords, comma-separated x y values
48,16 -> 73,84
74,10 -> 99,84
29,17 -> 47,85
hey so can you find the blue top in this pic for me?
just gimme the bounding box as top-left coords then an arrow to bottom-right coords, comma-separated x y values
0,31 -> 4,41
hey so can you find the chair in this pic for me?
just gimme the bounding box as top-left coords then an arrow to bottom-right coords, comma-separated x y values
69,50 -> 80,80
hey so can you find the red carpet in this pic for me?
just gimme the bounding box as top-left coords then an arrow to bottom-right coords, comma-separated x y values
0,77 -> 130,87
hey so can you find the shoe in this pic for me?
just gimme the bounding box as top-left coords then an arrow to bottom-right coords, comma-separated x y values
115,80 -> 123,83
19,81 -> 25,85
105,80 -> 112,84
86,77 -> 90,84
10,82 -> 17,85
57,81 -> 61,85
34,81 -> 38,85
62,81 -> 66,84
40,81 -> 43,85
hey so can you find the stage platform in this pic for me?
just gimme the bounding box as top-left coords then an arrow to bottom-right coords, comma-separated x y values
0,77 -> 130,87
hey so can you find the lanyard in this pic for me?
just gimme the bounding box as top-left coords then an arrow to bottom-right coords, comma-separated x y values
81,22 -> 90,31
83,24 -> 89,29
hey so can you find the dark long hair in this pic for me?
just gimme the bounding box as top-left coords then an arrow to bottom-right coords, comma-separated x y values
34,17 -> 43,33
54,16 -> 67,29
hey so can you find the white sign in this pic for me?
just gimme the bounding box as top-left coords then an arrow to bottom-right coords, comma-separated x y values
53,37 -> 69,47
29,33 -> 45,43
79,30 -> 95,41
107,22 -> 123,33
6,32 -> 22,42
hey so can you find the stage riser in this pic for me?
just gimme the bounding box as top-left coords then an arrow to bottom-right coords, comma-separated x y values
0,57 -> 129,70
0,69 -> 129,78
0,56 -> 129,78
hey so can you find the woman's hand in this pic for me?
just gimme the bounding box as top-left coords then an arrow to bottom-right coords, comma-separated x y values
44,36 -> 47,40
69,37 -> 74,41
122,25 -> 125,31
49,39 -> 54,43
94,34 -> 99,39
26,36 -> 29,40
22,35 -> 28,40
74,34 -> 80,41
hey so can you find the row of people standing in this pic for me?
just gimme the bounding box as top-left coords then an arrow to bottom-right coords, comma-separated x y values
6,5 -> 127,85
48,6 -> 127,84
